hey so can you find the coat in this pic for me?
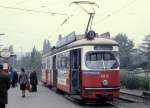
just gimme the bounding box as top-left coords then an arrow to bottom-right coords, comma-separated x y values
0,73 -> 10,105
30,72 -> 38,85
19,72 -> 29,84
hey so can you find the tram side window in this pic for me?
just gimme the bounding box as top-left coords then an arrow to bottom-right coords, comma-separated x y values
57,52 -> 70,70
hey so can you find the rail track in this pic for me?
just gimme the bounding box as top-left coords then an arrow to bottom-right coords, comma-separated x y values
64,94 -> 128,108
44,85 -> 150,108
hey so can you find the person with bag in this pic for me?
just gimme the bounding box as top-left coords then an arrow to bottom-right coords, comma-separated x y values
0,64 -> 10,108
18,68 -> 29,98
29,70 -> 38,92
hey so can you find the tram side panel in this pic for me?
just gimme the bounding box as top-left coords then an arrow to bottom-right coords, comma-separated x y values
41,57 -> 50,85
56,51 -> 70,93
41,58 -> 47,83
49,56 -> 53,86
47,56 -> 53,86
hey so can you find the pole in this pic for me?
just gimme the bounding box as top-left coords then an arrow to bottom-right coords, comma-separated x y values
85,13 -> 95,35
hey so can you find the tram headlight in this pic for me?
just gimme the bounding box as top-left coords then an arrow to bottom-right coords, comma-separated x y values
102,80 -> 109,86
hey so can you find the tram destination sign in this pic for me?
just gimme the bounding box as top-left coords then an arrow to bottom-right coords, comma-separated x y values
56,32 -> 76,48
94,45 -> 113,50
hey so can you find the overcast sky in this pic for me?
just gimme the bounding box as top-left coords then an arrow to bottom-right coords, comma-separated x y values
0,0 -> 150,53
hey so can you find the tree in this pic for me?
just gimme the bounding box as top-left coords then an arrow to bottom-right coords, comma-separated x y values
16,46 -> 42,79
30,46 -> 42,79
139,35 -> 150,69
113,33 -> 134,69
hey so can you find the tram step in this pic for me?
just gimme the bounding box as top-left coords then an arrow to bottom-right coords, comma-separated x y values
119,96 -> 137,102
142,91 -> 150,97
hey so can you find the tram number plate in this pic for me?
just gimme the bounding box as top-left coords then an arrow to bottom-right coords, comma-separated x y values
100,74 -> 109,78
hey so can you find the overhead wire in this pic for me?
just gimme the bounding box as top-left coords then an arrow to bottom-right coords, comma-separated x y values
11,0 -> 29,7
60,7 -> 77,26
0,5 -> 69,16
94,0 -> 138,26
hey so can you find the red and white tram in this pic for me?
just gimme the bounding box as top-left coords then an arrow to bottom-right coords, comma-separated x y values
41,32 -> 120,101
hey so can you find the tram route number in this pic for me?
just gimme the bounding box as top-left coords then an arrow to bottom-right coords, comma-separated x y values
100,74 -> 109,79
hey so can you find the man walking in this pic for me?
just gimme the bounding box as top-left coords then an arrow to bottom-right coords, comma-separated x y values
0,64 -> 10,108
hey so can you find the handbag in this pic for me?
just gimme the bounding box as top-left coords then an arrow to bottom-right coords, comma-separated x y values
26,84 -> 31,92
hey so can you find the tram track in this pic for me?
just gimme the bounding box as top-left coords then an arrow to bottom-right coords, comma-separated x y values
43,85 -> 150,108
46,85 -> 129,108
64,94 -> 127,108
107,102 -> 125,108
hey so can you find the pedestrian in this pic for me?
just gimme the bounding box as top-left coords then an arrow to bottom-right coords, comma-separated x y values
18,68 -> 29,97
9,67 -> 14,87
30,70 -> 38,92
12,70 -> 18,88
0,64 -> 10,108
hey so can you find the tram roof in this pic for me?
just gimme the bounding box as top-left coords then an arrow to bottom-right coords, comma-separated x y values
43,36 -> 118,57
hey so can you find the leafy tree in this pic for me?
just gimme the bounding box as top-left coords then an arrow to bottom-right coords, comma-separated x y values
113,33 -> 134,69
16,47 -> 42,79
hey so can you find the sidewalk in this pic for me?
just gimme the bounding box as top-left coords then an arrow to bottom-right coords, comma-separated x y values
120,89 -> 143,96
7,85 -> 82,108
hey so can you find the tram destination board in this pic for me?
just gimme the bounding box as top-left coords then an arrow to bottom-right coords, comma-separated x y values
94,45 -> 113,50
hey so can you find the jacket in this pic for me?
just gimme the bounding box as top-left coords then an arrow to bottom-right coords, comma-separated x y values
0,73 -> 10,105
30,72 -> 38,85
19,72 -> 29,84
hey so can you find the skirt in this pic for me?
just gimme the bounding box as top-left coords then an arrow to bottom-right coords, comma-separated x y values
20,84 -> 26,90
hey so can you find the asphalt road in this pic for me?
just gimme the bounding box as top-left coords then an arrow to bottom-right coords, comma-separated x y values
6,84 -> 150,108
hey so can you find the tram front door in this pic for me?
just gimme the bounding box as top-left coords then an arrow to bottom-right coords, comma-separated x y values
70,49 -> 81,94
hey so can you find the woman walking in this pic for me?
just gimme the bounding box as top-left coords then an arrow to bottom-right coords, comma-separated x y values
18,68 -> 29,97
30,70 -> 38,92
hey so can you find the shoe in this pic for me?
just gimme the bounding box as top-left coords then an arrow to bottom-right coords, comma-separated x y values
22,95 -> 25,98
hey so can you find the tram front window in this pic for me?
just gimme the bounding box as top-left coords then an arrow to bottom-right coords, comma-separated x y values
86,52 -> 119,70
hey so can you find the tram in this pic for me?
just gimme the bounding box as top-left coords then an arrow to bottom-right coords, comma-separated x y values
41,31 -> 120,101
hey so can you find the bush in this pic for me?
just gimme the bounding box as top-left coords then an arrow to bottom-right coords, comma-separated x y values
120,70 -> 150,90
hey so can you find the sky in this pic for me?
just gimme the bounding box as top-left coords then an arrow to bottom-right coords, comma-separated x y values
0,0 -> 150,53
